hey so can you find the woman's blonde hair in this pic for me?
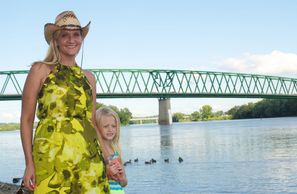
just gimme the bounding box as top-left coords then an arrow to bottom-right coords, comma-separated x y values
96,106 -> 122,159
34,29 -> 84,66
32,32 -> 61,66
43,38 -> 61,65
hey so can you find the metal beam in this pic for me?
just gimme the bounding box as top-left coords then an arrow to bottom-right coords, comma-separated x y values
1,69 -> 297,100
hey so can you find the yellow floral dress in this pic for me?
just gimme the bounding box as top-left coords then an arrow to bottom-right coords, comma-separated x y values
33,63 -> 110,194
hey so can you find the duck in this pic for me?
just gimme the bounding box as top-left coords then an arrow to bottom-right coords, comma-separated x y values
178,157 -> 183,163
164,158 -> 169,163
134,158 -> 138,162
12,177 -> 22,184
124,159 -> 132,166
151,158 -> 157,163
145,160 -> 152,164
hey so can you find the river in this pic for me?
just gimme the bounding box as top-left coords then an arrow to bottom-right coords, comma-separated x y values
1,117 -> 297,193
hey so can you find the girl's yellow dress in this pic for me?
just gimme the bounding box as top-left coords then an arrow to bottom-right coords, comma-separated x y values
32,63 -> 110,194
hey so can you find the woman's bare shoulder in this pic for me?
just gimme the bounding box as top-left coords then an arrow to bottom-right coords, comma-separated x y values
83,69 -> 94,77
29,62 -> 54,81
30,62 -> 53,74
83,70 -> 95,83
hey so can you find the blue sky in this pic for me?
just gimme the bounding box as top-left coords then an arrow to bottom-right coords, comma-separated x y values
1,1 -> 297,122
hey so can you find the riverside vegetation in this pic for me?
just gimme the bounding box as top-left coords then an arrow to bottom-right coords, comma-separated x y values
172,99 -> 297,122
0,102 -> 132,131
1,99 -> 297,131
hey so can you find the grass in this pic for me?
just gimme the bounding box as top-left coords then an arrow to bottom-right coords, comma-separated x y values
0,123 -> 20,131
0,122 -> 37,131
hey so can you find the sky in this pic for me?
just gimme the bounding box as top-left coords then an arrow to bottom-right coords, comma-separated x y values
1,0 -> 297,122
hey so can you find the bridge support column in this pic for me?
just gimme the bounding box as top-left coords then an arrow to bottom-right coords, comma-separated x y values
158,98 -> 172,125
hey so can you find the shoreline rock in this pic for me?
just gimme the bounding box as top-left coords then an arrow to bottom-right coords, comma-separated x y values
0,182 -> 19,194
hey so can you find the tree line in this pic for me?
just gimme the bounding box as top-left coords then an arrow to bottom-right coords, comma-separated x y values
173,99 -> 297,122
1,99 -> 296,131
0,102 -> 133,131
227,99 -> 297,119
96,102 -> 132,125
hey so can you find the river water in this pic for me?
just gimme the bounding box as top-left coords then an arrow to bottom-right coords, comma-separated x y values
1,117 -> 297,193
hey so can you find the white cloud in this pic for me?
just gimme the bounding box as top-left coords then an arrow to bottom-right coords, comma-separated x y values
220,50 -> 297,77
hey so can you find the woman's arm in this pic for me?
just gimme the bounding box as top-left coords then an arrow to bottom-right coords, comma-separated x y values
84,70 -> 111,163
83,71 -> 97,129
20,63 -> 48,190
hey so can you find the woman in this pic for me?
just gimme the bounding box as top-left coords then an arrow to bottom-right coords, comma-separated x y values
20,11 -> 110,193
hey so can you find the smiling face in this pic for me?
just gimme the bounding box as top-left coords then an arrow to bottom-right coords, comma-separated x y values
56,29 -> 82,59
99,115 -> 118,141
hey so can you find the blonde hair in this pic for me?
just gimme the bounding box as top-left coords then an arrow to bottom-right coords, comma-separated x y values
31,32 -> 60,66
43,38 -> 61,65
96,106 -> 123,160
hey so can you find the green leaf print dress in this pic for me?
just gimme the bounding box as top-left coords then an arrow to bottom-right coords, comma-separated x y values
32,63 -> 110,194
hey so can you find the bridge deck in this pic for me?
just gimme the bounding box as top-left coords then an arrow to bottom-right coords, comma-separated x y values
1,69 -> 297,100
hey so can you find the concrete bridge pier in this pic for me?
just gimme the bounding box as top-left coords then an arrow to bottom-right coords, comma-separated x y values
158,98 -> 172,125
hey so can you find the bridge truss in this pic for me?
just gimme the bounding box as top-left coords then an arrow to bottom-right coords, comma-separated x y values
1,69 -> 297,100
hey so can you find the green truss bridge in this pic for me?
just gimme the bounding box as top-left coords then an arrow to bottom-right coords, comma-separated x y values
1,69 -> 297,124
1,69 -> 297,100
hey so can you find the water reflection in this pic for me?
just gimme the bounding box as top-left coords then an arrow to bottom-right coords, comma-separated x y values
159,125 -> 173,147
159,124 -> 174,163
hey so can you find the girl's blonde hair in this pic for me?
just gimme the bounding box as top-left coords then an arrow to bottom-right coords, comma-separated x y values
96,106 -> 122,159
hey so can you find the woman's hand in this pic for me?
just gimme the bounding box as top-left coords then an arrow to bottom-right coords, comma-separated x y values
23,163 -> 36,191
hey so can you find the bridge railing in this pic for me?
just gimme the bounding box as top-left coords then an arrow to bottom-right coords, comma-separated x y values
92,69 -> 297,98
1,69 -> 297,100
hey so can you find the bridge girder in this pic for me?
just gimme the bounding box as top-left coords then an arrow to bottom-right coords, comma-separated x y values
1,69 -> 297,100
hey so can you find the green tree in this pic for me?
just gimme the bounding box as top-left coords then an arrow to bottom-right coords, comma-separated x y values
108,106 -> 132,125
117,108 -> 132,125
227,106 -> 240,116
200,105 -> 213,120
227,99 -> 297,119
96,103 -> 132,125
213,111 -> 223,117
190,111 -> 200,121
230,102 -> 254,119
96,102 -> 105,109
172,112 -> 185,122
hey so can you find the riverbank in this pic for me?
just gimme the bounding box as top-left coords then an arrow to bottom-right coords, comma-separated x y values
0,182 -> 18,194
0,123 -> 19,131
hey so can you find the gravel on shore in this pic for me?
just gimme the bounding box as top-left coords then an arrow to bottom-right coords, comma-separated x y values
0,182 -> 19,194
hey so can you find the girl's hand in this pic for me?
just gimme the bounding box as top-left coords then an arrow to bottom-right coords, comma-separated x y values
23,163 -> 36,191
107,163 -> 121,181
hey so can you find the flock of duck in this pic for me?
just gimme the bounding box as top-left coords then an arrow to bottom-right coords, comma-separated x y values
12,157 -> 183,184
123,156 -> 183,166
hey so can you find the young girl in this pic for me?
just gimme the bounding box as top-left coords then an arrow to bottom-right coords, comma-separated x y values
96,107 -> 128,194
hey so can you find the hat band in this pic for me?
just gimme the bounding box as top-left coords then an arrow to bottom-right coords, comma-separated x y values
60,24 -> 82,29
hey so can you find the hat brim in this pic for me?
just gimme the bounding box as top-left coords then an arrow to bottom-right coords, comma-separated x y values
44,21 -> 90,44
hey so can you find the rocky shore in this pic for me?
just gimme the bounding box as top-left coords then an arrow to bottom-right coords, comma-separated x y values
0,182 -> 18,194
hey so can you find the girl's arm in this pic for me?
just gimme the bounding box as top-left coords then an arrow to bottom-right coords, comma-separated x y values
106,161 -> 128,187
117,162 -> 128,187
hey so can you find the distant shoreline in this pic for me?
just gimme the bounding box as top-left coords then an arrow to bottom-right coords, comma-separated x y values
1,116 -> 297,132
0,123 -> 20,132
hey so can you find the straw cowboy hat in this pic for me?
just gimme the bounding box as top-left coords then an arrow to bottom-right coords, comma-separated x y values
44,11 -> 91,44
